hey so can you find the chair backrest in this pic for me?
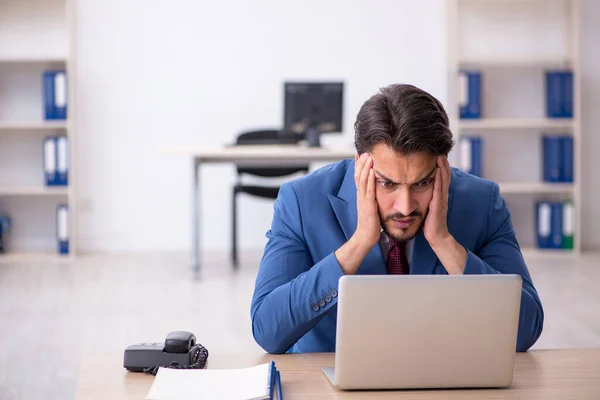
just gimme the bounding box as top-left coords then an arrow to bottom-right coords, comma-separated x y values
235,130 -> 309,177
236,130 -> 290,145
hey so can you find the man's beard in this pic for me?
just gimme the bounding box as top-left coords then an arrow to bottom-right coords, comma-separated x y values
381,210 -> 427,243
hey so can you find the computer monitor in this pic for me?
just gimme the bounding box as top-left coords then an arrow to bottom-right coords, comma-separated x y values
283,82 -> 344,147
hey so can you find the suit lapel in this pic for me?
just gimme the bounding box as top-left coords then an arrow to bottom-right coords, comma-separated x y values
327,159 -> 358,241
328,159 -> 385,274
411,231 -> 438,274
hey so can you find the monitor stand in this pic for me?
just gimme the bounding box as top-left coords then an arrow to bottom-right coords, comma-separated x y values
305,126 -> 321,147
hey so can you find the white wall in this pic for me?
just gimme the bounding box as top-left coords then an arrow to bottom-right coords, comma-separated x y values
74,0 -> 447,253
74,0 -> 600,254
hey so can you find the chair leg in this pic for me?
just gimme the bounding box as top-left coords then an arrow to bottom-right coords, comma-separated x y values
232,187 -> 239,269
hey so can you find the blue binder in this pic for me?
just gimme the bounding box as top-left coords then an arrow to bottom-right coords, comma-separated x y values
0,216 -> 9,234
561,136 -> 574,182
43,136 -> 58,186
459,137 -> 482,177
550,202 -> 563,249
43,71 -> 55,119
0,216 -> 10,254
536,202 -> 552,249
266,361 -> 283,399
43,70 -> 67,120
562,71 -> 573,118
545,71 -> 563,118
545,70 -> 574,118
56,136 -> 69,186
274,370 -> 283,399
56,204 -> 69,254
542,136 -> 561,182
459,71 -> 481,119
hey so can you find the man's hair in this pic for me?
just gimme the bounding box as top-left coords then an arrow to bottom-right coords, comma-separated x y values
354,84 -> 454,156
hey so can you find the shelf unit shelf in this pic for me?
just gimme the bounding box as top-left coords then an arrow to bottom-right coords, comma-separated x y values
0,120 -> 69,130
447,0 -> 581,255
0,57 -> 67,64
0,186 -> 69,196
0,251 -> 72,264
521,247 -> 577,259
0,0 -> 76,258
498,182 -> 575,195
458,118 -> 576,131
458,57 -> 572,69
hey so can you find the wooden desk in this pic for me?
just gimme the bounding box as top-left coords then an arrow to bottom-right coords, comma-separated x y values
77,348 -> 600,399
169,145 -> 355,274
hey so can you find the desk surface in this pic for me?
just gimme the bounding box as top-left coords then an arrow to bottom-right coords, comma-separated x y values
77,348 -> 600,399
168,145 -> 356,163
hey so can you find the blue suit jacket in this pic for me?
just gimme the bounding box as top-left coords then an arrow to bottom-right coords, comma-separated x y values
250,159 -> 544,354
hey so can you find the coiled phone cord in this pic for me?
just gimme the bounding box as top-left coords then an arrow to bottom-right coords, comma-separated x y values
143,344 -> 209,376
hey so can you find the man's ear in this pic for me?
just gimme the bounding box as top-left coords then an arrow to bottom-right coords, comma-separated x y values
355,153 -> 360,163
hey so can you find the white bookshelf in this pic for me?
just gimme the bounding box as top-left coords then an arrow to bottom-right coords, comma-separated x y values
447,0 -> 581,255
0,0 -> 76,259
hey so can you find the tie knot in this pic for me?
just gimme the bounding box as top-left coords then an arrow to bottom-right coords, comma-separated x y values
389,238 -> 405,251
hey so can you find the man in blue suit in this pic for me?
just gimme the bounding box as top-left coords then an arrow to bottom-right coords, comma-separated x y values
250,84 -> 544,354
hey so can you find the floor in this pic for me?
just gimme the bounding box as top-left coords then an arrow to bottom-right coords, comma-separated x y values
0,250 -> 599,400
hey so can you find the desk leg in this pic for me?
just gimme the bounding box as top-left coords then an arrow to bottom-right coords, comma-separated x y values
192,158 -> 201,275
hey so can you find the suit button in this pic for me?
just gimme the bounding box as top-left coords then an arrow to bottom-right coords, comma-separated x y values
330,289 -> 338,298
318,299 -> 326,307
311,304 -> 320,312
325,295 -> 332,302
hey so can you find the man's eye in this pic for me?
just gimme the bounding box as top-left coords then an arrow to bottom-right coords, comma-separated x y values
416,179 -> 433,187
379,181 -> 395,189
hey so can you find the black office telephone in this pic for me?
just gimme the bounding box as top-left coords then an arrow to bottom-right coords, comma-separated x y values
123,331 -> 208,375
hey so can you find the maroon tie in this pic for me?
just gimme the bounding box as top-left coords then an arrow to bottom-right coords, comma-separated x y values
387,239 -> 409,275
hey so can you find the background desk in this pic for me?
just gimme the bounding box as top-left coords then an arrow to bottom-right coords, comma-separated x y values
77,348 -> 600,399
169,145 -> 356,273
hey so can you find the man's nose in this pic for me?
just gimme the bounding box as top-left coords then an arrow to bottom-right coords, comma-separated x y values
392,187 -> 417,217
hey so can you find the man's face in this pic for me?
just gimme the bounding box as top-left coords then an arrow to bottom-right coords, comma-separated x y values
368,144 -> 437,242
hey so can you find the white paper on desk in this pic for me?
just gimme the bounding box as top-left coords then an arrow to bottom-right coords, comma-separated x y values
146,363 -> 272,400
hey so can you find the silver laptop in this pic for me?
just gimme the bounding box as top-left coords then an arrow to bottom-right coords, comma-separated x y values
323,274 -> 522,390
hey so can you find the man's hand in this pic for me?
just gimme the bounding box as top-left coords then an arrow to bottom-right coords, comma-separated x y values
424,155 -> 467,274
335,153 -> 381,275
353,153 -> 381,250
423,155 -> 451,246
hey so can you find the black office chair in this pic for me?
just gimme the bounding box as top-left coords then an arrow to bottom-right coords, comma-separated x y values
232,129 -> 309,268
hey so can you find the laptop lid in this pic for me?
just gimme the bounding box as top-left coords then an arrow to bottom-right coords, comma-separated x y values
330,274 -> 522,390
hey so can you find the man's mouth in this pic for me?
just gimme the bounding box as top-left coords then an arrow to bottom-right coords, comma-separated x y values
392,218 -> 415,229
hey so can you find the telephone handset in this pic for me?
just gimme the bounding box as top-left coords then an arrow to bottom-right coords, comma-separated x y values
123,331 -> 209,375
164,330 -> 196,353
